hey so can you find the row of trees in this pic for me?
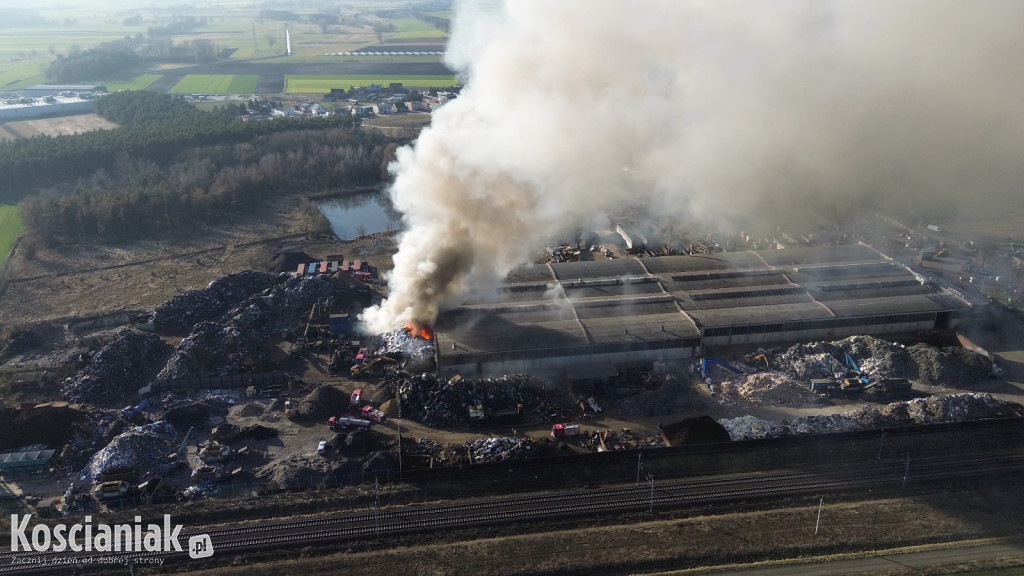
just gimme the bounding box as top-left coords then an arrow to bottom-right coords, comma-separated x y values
0,92 -> 361,199
45,31 -> 221,83
19,125 -> 399,246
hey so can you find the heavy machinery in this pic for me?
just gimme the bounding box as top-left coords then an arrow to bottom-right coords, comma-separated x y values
199,441 -> 231,464
360,405 -> 387,423
843,354 -> 871,384
94,480 -> 129,500
284,399 -> 295,419
551,423 -> 581,438
350,356 -> 396,377
192,465 -> 224,482
349,389 -> 362,411
169,427 -> 198,462
700,357 -> 744,379
745,353 -> 770,371
328,415 -> 372,430
120,399 -> 151,422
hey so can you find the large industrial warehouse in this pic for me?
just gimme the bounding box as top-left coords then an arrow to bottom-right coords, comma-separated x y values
433,244 -> 973,377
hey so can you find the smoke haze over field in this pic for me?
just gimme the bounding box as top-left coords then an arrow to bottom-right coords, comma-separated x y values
360,0 -> 1024,333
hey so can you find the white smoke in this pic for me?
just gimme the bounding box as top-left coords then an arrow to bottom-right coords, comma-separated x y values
360,0 -> 1024,334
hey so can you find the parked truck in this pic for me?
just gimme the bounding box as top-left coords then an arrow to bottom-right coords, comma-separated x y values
551,423 -> 581,438
328,415 -> 373,430
360,405 -> 387,423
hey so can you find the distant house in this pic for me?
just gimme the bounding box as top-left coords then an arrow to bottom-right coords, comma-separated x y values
271,108 -> 301,118
349,105 -> 374,117
374,102 -> 397,115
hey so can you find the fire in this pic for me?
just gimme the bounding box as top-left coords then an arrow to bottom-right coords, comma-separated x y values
405,324 -> 434,340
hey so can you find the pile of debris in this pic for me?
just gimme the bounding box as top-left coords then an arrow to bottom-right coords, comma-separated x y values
0,322 -> 67,359
616,373 -> 705,417
151,271 -> 284,333
83,421 -> 178,482
294,384 -> 350,420
720,393 -> 1023,440
906,344 -> 991,387
467,436 -> 535,463
0,403 -> 86,451
155,322 -> 271,381
399,374 -> 568,429
61,329 -> 169,404
661,415 -> 733,445
715,373 -> 827,407
364,328 -> 436,372
255,454 -> 333,489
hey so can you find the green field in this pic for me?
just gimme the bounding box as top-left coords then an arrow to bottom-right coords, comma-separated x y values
169,74 -> 260,94
286,75 -> 457,93
0,205 -> 22,266
390,18 -> 448,39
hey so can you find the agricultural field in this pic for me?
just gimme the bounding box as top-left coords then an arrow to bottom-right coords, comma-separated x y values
0,204 -> 22,265
169,74 -> 260,94
390,18 -> 449,39
0,114 -> 119,140
286,75 -> 457,93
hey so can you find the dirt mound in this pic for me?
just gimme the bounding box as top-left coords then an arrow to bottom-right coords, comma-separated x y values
0,405 -> 87,451
295,384 -> 349,420
163,402 -> 224,430
255,455 -> 332,489
267,251 -> 315,274
236,424 -> 278,440
662,416 -> 731,445
906,344 -> 991,387
615,374 -> 705,418
231,403 -> 265,419
0,323 -> 66,359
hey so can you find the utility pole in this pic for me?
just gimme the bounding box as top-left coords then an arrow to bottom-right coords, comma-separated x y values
903,453 -> 910,489
815,497 -> 824,535
374,475 -> 380,536
636,452 -> 642,485
647,473 -> 655,513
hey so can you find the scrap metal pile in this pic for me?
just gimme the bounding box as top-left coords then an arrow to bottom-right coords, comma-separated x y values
61,329 -> 169,403
398,373 -> 572,429
720,393 -> 1023,440
707,335 -> 993,408
467,436 -> 536,463
151,271 -> 284,333
83,421 -> 178,482
616,373 -> 706,417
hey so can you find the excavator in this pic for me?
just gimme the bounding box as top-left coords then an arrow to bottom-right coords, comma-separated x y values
745,353 -> 770,371
350,356 -> 396,377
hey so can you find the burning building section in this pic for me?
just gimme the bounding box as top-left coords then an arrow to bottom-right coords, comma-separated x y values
432,244 -> 971,377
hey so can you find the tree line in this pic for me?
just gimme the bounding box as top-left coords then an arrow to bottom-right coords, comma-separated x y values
20,127 -> 397,246
46,31 -> 221,83
0,91 -> 362,199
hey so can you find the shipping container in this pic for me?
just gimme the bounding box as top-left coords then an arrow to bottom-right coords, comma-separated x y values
319,261 -> 329,274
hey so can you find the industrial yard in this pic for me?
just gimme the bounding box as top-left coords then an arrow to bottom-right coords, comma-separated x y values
1,198 -> 1024,574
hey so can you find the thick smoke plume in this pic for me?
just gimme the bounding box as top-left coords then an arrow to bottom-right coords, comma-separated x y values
361,0 -> 1024,333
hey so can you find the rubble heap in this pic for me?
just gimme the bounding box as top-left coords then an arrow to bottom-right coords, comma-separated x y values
0,404 -> 86,451
294,384 -> 350,420
616,373 -> 706,417
906,344 -> 991,387
399,374 -> 569,429
83,421 -> 178,482
720,393 -> 1022,440
152,271 -> 284,333
62,329 -> 169,404
364,328 -> 436,371
156,322 -> 270,381
467,436 -> 535,463
716,372 -> 827,407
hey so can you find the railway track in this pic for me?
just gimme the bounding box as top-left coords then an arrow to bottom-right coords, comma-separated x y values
1,450 -> 1021,573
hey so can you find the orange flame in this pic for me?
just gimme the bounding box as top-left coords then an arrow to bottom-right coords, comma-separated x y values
405,324 -> 434,340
